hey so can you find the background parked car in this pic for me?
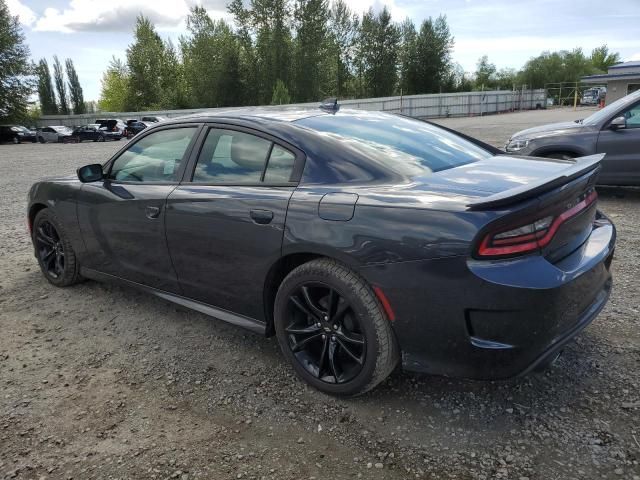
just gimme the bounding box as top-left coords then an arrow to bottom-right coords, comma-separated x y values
125,120 -> 151,137
37,126 -> 73,143
72,124 -> 110,142
0,125 -> 37,144
95,119 -> 125,140
505,89 -> 640,185
140,115 -> 167,123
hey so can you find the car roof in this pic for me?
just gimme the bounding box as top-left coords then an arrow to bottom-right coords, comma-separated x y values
174,107 -> 339,125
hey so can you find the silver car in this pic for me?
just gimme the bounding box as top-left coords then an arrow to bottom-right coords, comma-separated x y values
37,126 -> 73,143
506,90 -> 640,185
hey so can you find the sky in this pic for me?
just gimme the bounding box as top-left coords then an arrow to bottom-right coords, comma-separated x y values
7,0 -> 640,102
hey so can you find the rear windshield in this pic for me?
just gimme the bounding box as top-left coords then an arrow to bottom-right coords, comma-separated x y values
295,112 -> 492,174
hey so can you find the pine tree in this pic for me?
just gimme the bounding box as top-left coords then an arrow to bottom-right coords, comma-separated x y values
271,79 -> 291,105
65,58 -> 85,114
53,55 -> 69,114
252,0 -> 293,104
327,0 -> 358,98
357,7 -> 400,97
293,0 -> 330,102
36,59 -> 58,115
0,0 -> 35,121
182,7 -> 243,108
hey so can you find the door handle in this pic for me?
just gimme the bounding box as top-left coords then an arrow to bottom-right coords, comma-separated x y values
146,206 -> 161,219
250,209 -> 274,224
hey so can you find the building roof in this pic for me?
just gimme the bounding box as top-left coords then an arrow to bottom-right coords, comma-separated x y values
582,71 -> 640,83
609,61 -> 640,70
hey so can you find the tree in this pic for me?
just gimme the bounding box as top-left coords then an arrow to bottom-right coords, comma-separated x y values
271,78 -> 290,104
398,18 -> 418,95
399,15 -> 454,94
293,0 -> 330,102
251,0 -> 293,104
474,55 -> 496,89
357,7 -> 400,97
327,0 -> 359,98
0,0 -> 34,121
36,59 -> 57,115
98,57 -> 130,112
126,15 -> 165,110
182,7 -> 243,108
65,58 -> 85,114
590,45 -> 621,72
520,48 -> 595,88
53,55 -> 69,114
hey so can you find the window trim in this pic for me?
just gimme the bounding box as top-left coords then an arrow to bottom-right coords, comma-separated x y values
102,123 -> 203,186
182,123 -> 305,187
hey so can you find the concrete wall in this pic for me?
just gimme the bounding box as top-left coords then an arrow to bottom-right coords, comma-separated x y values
605,80 -> 640,104
35,89 -> 548,127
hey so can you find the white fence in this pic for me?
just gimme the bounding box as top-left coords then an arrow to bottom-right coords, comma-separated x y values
36,89 -> 547,127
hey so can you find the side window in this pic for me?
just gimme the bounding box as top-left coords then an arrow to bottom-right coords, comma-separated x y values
264,145 -> 296,182
193,129 -> 271,184
623,103 -> 640,129
192,128 -> 297,184
109,127 -> 196,182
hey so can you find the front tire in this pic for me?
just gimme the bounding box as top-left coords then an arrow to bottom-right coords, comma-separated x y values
12,136 -> 19,144
274,259 -> 399,396
38,136 -> 45,144
97,135 -> 105,142
32,209 -> 81,287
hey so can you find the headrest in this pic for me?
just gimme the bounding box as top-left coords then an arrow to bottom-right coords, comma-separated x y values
230,134 -> 270,169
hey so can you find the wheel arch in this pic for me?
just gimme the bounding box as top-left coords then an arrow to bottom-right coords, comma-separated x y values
530,145 -> 588,158
28,202 -> 48,233
262,250 -> 365,336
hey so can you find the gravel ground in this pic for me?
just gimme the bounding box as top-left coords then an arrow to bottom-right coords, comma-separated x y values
1,110 -> 639,480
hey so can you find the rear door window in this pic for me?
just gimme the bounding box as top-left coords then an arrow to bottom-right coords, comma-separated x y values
192,128 -> 297,184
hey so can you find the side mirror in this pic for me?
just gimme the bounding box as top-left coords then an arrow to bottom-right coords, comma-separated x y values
77,164 -> 104,183
609,116 -> 626,130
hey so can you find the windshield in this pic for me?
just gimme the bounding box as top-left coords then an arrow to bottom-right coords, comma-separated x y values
295,112 -> 492,174
12,126 -> 29,132
582,90 -> 640,125
52,126 -> 71,133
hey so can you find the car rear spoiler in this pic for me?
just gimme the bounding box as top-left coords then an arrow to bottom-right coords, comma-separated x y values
467,154 -> 604,211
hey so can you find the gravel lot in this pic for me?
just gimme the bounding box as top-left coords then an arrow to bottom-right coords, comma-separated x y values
1,109 -> 639,480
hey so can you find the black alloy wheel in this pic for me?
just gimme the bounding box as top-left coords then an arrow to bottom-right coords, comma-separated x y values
275,259 -> 399,396
34,220 -> 65,279
32,209 -> 81,287
284,282 -> 366,384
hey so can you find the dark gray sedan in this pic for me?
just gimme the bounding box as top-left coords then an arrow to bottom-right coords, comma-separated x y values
27,108 -> 615,396
505,90 -> 640,185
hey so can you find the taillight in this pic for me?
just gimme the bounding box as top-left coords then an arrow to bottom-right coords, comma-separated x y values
477,190 -> 597,258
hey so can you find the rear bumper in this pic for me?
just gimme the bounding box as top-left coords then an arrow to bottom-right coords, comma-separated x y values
359,214 -> 615,379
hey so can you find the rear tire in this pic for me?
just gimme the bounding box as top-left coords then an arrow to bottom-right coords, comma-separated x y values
38,136 -> 45,144
274,259 -> 399,396
98,135 -> 105,142
32,209 -> 82,287
12,136 -> 19,144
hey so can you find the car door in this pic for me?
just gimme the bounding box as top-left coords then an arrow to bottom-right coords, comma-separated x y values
41,127 -> 54,142
77,124 -> 201,291
165,125 -> 303,321
597,101 -> 640,185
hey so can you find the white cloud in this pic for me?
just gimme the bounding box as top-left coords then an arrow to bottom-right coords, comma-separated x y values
33,0 -> 229,33
6,0 -> 36,26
